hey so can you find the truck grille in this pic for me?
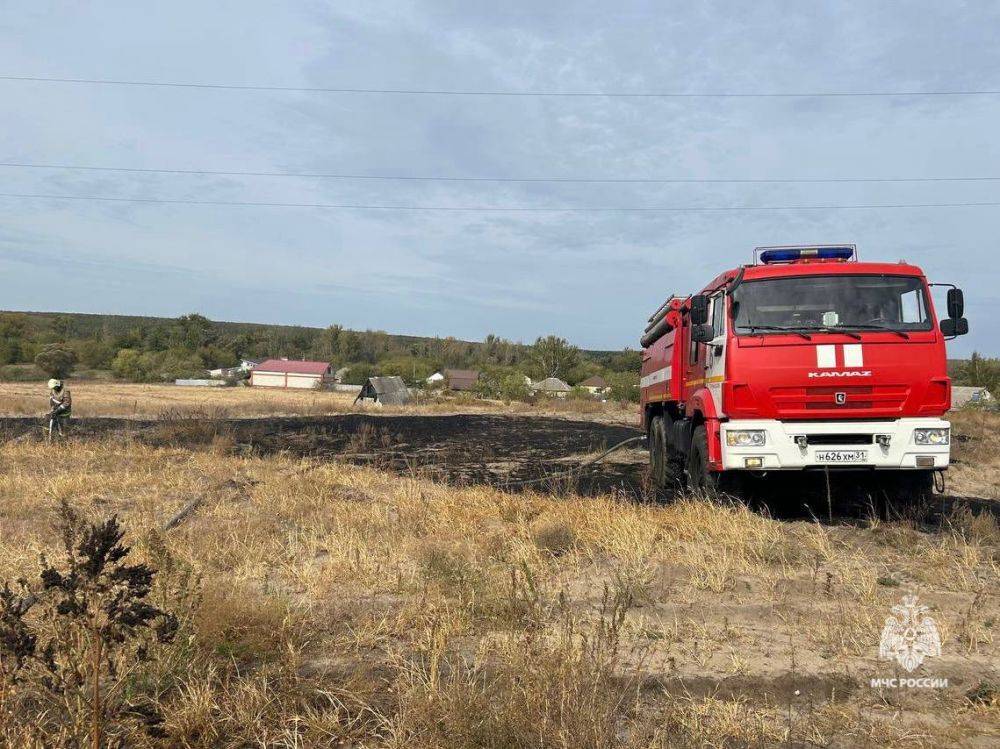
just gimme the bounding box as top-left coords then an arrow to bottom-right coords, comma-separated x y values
804,434 -> 873,445
769,384 -> 909,414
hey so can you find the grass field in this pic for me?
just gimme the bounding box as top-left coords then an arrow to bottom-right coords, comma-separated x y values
0,384 -> 997,746
0,381 -> 635,423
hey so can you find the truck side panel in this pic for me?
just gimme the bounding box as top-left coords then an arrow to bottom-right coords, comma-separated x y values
640,308 -> 684,428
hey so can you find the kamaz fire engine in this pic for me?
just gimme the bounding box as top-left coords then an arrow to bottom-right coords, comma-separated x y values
640,245 -> 969,499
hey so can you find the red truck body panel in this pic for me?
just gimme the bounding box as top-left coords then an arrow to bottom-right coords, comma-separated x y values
640,256 -> 951,429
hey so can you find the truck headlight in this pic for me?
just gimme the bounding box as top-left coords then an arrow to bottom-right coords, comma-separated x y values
726,430 -> 766,447
914,428 -> 950,445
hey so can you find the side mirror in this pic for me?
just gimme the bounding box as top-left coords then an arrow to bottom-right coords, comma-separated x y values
940,317 -> 969,337
947,288 -> 964,319
690,295 -> 709,325
691,323 -> 715,343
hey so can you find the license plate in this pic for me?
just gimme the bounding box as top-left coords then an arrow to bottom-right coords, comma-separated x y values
814,450 -> 867,463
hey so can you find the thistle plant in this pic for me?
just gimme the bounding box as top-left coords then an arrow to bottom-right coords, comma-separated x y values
0,501 -> 179,747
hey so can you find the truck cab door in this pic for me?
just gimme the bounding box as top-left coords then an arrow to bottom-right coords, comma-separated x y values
704,293 -> 727,415
683,319 -> 699,401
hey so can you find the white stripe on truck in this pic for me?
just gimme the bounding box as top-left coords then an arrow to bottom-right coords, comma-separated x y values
816,345 -> 837,368
640,366 -> 671,389
843,343 -> 864,367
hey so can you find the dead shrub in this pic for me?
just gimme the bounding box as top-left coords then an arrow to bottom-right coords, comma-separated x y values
149,417 -> 225,446
0,502 -> 181,746
531,518 -> 577,557
195,581 -> 301,665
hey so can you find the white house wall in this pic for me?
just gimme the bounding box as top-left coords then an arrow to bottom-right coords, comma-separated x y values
286,373 -> 322,389
252,371 -> 325,389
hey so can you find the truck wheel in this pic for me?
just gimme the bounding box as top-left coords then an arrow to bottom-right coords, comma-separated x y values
649,416 -> 684,498
686,424 -> 722,495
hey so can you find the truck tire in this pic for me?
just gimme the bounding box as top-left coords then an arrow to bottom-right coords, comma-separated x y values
649,416 -> 684,497
686,424 -> 721,495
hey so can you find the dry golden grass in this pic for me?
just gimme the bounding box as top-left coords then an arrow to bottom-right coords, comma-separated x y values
948,409 -> 1000,500
0,380 -> 637,424
1,417 -> 997,747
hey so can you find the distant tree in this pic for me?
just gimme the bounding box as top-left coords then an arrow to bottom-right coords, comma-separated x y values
479,333 -> 524,367
0,313 -> 27,364
473,366 -> 530,401
111,348 -> 205,382
170,314 -> 215,351
605,371 -> 640,403
565,361 -> 601,386
605,348 -> 642,373
956,352 -> 1000,394
111,349 -> 145,381
34,344 -> 78,378
76,338 -> 116,369
378,355 -> 436,383
311,324 -> 343,360
0,337 -> 22,364
341,363 -> 379,385
51,314 -> 75,340
439,336 -> 472,368
530,336 -> 580,379
337,331 -> 366,363
497,373 -> 532,402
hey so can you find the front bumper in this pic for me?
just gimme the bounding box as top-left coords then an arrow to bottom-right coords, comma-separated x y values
720,418 -> 950,471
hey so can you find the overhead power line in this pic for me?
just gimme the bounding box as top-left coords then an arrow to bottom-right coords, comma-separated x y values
2,191 -> 1000,212
2,74 -> 1000,98
3,161 -> 1000,184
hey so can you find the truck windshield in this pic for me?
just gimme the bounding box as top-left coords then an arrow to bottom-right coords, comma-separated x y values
731,274 -> 933,335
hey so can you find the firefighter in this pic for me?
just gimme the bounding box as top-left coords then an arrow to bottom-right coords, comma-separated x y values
47,378 -> 72,437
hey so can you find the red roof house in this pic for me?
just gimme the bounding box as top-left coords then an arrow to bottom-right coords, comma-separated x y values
250,359 -> 334,389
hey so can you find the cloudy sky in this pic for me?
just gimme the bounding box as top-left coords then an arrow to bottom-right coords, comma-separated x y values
0,1 -> 997,354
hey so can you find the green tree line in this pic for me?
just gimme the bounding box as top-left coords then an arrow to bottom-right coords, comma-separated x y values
0,311 -> 642,397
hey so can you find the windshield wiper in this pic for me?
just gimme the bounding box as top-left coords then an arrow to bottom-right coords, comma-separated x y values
831,323 -> 910,340
789,325 -> 863,340
739,324 -> 812,340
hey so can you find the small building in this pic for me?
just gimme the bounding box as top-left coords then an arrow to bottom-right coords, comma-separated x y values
250,359 -> 334,389
426,371 -> 446,385
208,366 -> 244,379
175,378 -> 227,388
952,386 -> 993,409
532,377 -> 572,398
579,375 -> 608,394
354,376 -> 412,406
444,369 -> 480,391
241,358 -> 262,371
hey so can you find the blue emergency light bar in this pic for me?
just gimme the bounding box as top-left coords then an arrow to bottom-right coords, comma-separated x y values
758,246 -> 855,264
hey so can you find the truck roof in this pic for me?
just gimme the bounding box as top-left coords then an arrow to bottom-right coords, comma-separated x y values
700,260 -> 926,294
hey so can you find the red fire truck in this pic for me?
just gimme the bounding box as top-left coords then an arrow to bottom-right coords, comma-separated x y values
640,245 -> 969,499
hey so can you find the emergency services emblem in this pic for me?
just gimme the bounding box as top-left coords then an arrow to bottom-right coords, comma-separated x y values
878,595 -> 941,672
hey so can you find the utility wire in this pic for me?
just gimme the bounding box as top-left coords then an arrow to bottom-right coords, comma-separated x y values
2,191 -> 1000,212
3,161 -> 1000,184
2,74 -> 1000,98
